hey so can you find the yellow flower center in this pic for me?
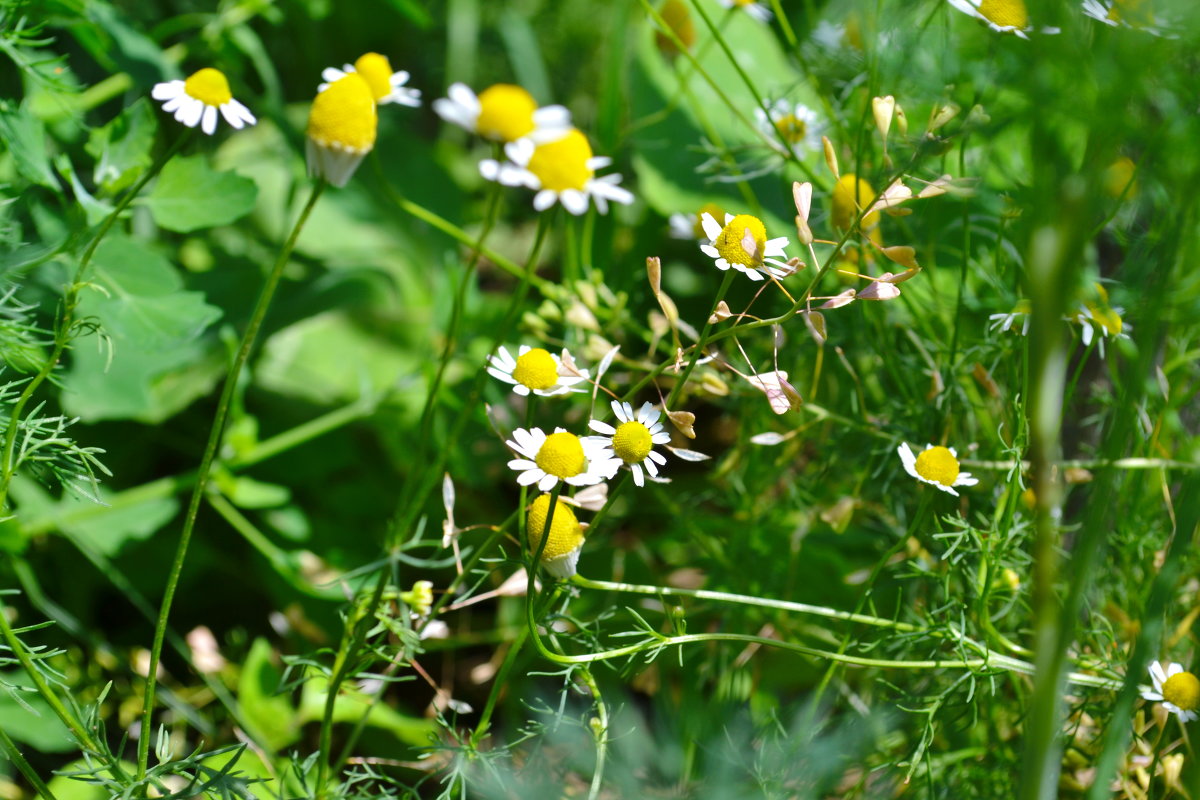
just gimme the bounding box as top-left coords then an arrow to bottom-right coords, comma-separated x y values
527,494 -> 584,560
612,421 -> 653,464
978,0 -> 1028,28
353,52 -> 395,103
844,13 -> 865,50
512,348 -> 559,390
774,114 -> 809,144
183,68 -> 232,107
914,446 -> 961,487
307,74 -> 378,153
831,174 -> 879,232
1108,0 -> 1151,24
1085,284 -> 1123,336
733,0 -> 757,6
1104,157 -> 1137,199
1163,671 -> 1200,712
535,432 -> 587,479
526,129 -> 595,192
655,0 -> 696,55
715,214 -> 768,268
476,84 -> 538,142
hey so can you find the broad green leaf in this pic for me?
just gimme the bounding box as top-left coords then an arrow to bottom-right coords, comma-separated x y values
237,638 -> 299,751
86,98 -> 157,193
61,235 -> 223,422
0,672 -> 74,752
299,674 -> 437,747
145,155 -> 258,233
81,2 -> 172,84
7,474 -> 177,556
0,106 -> 61,190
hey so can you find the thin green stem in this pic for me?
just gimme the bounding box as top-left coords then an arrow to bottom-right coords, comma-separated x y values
579,668 -> 609,800
0,132 -> 190,514
136,181 -> 326,780
665,269 -> 735,409
0,725 -> 60,800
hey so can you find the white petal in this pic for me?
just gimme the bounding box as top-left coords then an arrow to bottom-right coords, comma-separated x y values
589,420 -> 616,435
700,213 -> 723,241
560,189 -> 589,216
533,189 -> 558,211
631,464 -> 644,487
151,80 -> 184,100
537,473 -> 559,492
322,67 -> 347,83
519,470 -> 544,487
178,98 -> 204,128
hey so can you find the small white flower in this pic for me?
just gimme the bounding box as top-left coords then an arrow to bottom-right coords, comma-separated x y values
1081,0 -> 1172,35
946,0 -> 1058,38
700,212 -> 792,281
506,427 -> 620,492
715,0 -> 772,23
486,345 -> 589,397
588,401 -> 670,488
480,129 -> 633,216
1143,661 -> 1200,723
1070,284 -> 1130,355
151,68 -> 256,135
433,83 -> 570,142
318,52 -> 420,107
669,203 -> 726,242
897,443 -> 979,496
988,300 -> 1031,336
755,99 -> 824,159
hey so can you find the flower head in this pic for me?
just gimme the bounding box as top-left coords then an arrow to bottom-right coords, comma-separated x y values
756,100 -> 823,159
831,174 -> 881,235
487,345 -> 589,397
988,299 -> 1032,336
527,494 -> 585,579
306,73 -> 377,187
1144,661 -> 1200,722
434,83 -> 571,143
588,401 -> 671,488
319,52 -> 420,107
897,443 -> 979,496
480,129 -> 633,215
700,212 -> 792,281
1071,284 -> 1130,354
507,427 -> 619,491
946,0 -> 1057,37
151,68 -> 256,135
716,0 -> 772,23
1082,0 -> 1170,34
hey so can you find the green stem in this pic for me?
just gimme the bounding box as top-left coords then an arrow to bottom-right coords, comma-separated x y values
0,132 -> 190,514
665,269 -> 735,408
579,668 -> 609,800
0,725 -> 60,800
136,181 -> 326,780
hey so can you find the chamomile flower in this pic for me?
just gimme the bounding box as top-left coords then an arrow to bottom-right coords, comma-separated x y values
1082,0 -> 1170,34
897,443 -> 979,496
480,129 -> 633,216
588,401 -> 670,488
487,345 -> 589,397
716,0 -> 772,23
1071,284 -> 1130,353
506,427 -> 619,491
669,203 -> 725,241
305,73 -> 377,188
756,100 -> 823,159
946,0 -> 1056,38
433,83 -> 570,143
318,52 -> 420,107
700,212 -> 792,281
151,68 -> 256,135
526,494 -> 586,579
831,174 -> 881,234
988,299 -> 1032,335
1144,661 -> 1200,722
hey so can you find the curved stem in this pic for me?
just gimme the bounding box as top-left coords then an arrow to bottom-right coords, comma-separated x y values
136,181 -> 326,779
0,132 -> 190,513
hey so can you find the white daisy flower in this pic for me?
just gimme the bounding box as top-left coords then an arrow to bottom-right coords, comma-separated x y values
318,52 -> 420,107
1070,284 -> 1130,354
988,299 -> 1031,336
715,0 -> 772,23
588,401 -> 670,488
486,345 -> 589,397
946,0 -> 1058,38
700,212 -> 792,281
151,68 -> 256,135
897,443 -> 979,496
433,83 -> 571,143
306,73 -> 377,188
1143,661 -> 1200,723
527,494 -> 586,579
480,128 -> 633,216
506,427 -> 620,492
1082,0 -> 1171,35
755,99 -> 823,159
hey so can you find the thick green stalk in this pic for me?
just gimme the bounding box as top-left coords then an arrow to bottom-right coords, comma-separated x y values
136,182 -> 326,779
